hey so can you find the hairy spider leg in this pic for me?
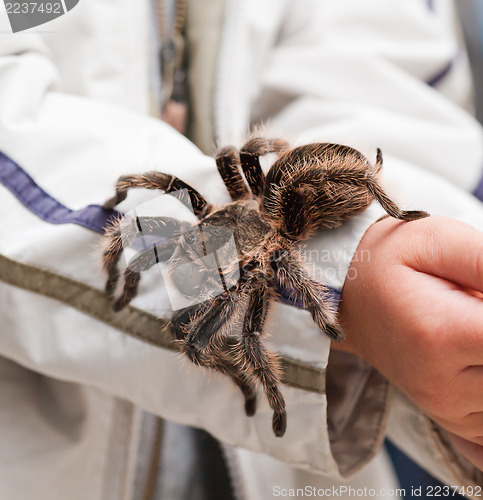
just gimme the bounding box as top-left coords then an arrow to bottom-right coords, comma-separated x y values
271,183 -> 313,239
215,146 -> 249,200
177,259 -> 262,354
367,150 -> 429,221
103,172 -> 211,217
103,216 -> 190,298
239,138 -> 289,197
112,240 -> 178,311
184,295 -> 236,349
367,180 -> 429,221
262,145 -> 332,239
271,248 -> 344,341
172,302 -> 258,416
236,283 -> 287,437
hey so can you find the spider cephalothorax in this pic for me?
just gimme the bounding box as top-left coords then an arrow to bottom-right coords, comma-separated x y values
102,138 -> 429,437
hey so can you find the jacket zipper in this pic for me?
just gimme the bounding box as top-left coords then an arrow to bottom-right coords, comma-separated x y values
156,0 -> 187,109
221,443 -> 247,500
140,2 -> 247,499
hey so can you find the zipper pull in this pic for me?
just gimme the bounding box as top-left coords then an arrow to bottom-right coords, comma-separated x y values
160,33 -> 188,134
160,39 -> 175,107
171,32 -> 187,103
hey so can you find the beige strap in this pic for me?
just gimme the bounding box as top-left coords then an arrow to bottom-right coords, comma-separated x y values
0,254 -> 326,394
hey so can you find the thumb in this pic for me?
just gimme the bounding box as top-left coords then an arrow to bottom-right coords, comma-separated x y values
407,216 -> 483,294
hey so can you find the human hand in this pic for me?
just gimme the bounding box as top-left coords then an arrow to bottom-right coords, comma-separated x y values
446,432 -> 483,471
336,215 -> 483,469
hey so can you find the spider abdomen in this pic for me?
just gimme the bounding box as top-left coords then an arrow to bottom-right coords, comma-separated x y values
263,143 -> 379,238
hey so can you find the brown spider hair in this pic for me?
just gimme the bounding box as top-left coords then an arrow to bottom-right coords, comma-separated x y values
102,138 -> 428,437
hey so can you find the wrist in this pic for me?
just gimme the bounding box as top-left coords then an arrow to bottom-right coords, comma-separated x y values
334,216 -> 402,362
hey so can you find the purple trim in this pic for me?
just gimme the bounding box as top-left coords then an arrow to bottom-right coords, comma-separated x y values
426,58 -> 455,87
278,286 -> 341,310
0,150 -> 342,308
0,151 -> 119,234
473,174 -> 483,202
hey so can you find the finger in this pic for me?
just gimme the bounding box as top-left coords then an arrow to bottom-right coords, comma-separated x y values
432,411 -> 483,443
445,431 -> 483,471
441,291 -> 483,360
420,363 -> 483,423
393,267 -> 483,361
407,217 -> 483,293
469,289 -> 483,299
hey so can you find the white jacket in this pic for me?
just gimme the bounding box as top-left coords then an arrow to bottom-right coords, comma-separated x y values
0,0 -> 482,499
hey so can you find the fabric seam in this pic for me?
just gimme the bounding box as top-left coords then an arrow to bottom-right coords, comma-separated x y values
0,253 -> 326,394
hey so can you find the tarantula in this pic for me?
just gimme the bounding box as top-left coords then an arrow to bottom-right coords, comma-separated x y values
102,138 -> 429,437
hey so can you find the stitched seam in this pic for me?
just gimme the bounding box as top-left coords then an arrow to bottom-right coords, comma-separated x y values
0,254 -> 326,394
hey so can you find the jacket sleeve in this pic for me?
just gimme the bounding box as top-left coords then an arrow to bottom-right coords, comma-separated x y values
0,0 -> 482,487
0,4 -> 352,482
246,0 -> 483,486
